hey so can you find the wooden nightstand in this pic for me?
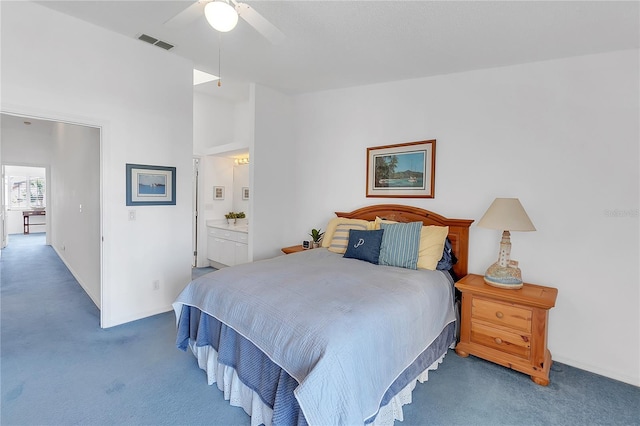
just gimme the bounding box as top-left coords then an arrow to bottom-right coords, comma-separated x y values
455,273 -> 558,386
281,245 -> 306,254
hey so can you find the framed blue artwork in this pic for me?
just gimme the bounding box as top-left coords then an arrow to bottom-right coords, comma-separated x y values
126,163 -> 176,206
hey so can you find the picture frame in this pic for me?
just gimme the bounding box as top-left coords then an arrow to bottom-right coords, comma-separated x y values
213,186 -> 225,200
126,163 -> 176,206
366,140 -> 436,198
242,187 -> 250,200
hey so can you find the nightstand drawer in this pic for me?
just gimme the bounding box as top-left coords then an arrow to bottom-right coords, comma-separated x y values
471,297 -> 532,333
470,322 -> 531,359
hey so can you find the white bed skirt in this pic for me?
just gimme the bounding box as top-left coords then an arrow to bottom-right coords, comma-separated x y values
188,340 -> 449,426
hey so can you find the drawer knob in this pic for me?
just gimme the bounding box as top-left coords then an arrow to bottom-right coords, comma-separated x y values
495,311 -> 504,319
494,337 -> 503,345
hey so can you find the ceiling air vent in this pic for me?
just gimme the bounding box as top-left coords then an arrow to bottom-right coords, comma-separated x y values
154,40 -> 174,50
137,34 -> 175,51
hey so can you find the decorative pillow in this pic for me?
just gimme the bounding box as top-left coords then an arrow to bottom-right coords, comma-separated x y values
416,225 -> 450,270
373,216 -> 398,229
437,238 -> 458,271
343,229 -> 384,264
378,221 -> 423,270
322,218 -> 372,248
328,222 -> 371,254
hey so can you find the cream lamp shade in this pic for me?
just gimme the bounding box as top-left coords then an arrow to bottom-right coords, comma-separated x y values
204,0 -> 239,33
477,198 -> 536,232
478,198 -> 535,289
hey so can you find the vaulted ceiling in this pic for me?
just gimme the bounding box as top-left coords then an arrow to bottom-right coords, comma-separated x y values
32,1 -> 640,101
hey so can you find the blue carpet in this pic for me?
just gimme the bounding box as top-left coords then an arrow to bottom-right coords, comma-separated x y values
192,266 -> 217,279
1,234 -> 248,425
1,233 -> 638,425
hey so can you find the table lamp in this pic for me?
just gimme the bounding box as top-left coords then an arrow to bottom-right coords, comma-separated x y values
477,198 -> 536,289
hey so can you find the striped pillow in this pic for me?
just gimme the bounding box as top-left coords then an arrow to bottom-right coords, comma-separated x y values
322,218 -> 372,248
328,223 -> 370,254
379,221 -> 423,269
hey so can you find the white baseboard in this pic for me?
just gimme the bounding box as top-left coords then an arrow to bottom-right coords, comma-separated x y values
552,354 -> 639,387
102,305 -> 174,329
52,245 -> 100,309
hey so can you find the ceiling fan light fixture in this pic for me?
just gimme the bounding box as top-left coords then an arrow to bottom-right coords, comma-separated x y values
204,1 -> 239,33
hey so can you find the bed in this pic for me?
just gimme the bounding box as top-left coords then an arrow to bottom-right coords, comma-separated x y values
174,204 -> 473,425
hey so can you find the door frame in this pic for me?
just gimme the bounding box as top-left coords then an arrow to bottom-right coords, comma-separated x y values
1,165 -> 5,249
1,164 -> 49,243
192,157 -> 200,267
1,105 -> 105,326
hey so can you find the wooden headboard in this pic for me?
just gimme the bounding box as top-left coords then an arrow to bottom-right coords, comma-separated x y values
335,204 -> 474,279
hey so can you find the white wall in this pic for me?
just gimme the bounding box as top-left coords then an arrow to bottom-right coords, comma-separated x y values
251,84 -> 297,260
50,123 -> 101,306
193,92 -> 236,155
193,92 -> 253,156
232,164 -> 249,214
234,100 -> 254,149
2,124 -> 53,164
1,2 -> 194,327
286,50 -> 639,385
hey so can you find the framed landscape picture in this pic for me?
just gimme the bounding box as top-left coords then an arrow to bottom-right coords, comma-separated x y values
366,140 -> 436,198
126,164 -> 176,206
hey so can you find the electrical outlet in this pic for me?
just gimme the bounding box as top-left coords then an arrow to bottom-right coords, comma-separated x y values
129,210 -> 136,221
152,280 -> 160,290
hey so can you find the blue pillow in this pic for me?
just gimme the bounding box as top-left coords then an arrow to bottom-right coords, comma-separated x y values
379,222 -> 422,270
343,229 -> 384,264
437,238 -> 458,271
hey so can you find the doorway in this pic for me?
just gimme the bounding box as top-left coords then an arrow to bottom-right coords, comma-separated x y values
0,112 -> 102,319
3,165 -> 47,246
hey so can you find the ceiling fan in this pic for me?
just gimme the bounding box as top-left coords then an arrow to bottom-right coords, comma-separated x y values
165,0 -> 285,44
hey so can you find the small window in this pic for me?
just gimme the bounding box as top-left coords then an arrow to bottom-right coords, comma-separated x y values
9,175 -> 45,209
30,177 -> 45,207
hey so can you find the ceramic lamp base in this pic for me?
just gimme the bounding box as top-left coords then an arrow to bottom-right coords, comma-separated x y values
484,262 -> 524,289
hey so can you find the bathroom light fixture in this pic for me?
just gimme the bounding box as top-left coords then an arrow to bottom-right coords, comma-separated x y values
477,198 -> 536,289
204,0 -> 239,33
234,157 -> 249,165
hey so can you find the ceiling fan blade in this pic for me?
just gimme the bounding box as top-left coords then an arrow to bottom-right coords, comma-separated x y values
164,1 -> 207,28
234,2 -> 285,44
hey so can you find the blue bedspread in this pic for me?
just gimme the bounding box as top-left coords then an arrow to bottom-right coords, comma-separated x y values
173,249 -> 456,425
176,306 -> 455,425
177,306 -> 307,425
